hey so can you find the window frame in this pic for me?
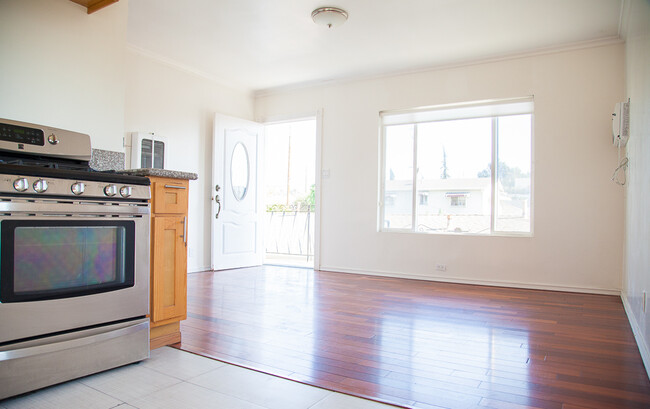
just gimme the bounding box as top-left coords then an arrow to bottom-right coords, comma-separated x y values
378,97 -> 534,237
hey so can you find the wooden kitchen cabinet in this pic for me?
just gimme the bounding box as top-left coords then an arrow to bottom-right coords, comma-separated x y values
149,177 -> 189,349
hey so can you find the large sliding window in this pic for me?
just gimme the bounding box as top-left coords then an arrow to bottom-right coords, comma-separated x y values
379,98 -> 533,236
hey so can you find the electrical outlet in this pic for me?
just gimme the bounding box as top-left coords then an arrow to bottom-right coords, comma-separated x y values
188,247 -> 194,258
435,264 -> 447,272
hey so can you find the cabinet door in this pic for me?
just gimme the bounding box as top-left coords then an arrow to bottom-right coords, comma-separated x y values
151,216 -> 187,323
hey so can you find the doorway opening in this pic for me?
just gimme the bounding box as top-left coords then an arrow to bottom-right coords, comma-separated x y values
263,118 -> 316,267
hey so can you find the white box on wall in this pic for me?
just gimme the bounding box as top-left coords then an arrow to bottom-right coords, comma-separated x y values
127,132 -> 167,169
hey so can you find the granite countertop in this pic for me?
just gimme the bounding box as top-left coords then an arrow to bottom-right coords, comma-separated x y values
117,168 -> 198,180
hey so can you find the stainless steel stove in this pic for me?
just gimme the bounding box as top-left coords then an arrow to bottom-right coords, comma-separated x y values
0,118 -> 151,400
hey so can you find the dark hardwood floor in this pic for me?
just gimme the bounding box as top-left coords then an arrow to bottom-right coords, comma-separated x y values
176,265 -> 650,409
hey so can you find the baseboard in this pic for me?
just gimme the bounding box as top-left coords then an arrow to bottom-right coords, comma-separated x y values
318,265 -> 621,295
150,331 -> 181,350
621,293 -> 650,379
189,266 -> 211,274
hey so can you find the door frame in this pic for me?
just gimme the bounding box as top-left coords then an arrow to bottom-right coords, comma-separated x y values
260,110 -> 322,270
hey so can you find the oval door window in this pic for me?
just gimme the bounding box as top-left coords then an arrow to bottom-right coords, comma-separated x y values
230,142 -> 249,201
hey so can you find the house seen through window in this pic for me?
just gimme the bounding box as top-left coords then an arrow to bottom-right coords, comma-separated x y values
449,194 -> 467,207
379,98 -> 533,235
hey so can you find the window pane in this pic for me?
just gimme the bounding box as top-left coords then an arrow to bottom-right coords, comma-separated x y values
141,139 -> 152,168
495,114 -> 532,233
416,118 -> 492,234
383,124 -> 414,229
153,140 -> 165,169
13,226 -> 126,293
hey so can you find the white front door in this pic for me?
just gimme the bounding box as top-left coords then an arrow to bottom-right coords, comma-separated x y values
211,113 -> 264,270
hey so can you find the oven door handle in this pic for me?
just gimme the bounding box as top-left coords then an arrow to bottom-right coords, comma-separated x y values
0,201 -> 149,216
181,216 -> 187,246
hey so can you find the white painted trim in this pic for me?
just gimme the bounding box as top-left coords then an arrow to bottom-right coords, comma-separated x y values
314,109 -> 323,271
126,44 -> 252,94
254,36 -> 623,98
490,117 -> 498,233
377,117 -> 386,231
259,112 -> 322,270
257,112 -> 317,125
621,292 -> 650,379
618,0 -> 630,40
318,265 -> 621,296
189,266 -> 212,274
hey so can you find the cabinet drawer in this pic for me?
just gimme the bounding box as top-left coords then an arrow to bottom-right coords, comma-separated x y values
153,179 -> 188,214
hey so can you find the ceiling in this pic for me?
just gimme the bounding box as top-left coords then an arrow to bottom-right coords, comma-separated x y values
127,0 -> 623,93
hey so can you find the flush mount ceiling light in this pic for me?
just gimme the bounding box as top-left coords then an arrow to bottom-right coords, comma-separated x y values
311,7 -> 348,28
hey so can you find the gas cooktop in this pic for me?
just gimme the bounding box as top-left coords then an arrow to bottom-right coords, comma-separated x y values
0,118 -> 150,200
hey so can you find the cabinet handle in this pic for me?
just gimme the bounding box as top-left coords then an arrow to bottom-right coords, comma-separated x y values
164,185 -> 186,189
181,216 -> 187,246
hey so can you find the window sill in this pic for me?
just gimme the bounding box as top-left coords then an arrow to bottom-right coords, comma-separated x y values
379,229 -> 533,238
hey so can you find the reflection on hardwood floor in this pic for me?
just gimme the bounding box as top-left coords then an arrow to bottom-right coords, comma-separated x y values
177,265 -> 650,409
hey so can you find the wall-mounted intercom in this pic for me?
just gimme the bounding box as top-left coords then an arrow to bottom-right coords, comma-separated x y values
612,101 -> 630,147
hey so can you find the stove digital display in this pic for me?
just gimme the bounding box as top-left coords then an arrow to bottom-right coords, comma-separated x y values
0,123 -> 45,146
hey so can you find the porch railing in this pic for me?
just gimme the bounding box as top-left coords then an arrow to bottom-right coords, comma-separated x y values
265,207 -> 314,259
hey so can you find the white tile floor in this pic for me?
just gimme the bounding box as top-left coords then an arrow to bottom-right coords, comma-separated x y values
0,347 -> 398,409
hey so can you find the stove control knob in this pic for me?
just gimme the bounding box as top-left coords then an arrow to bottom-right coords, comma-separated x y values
47,134 -> 59,145
119,186 -> 132,198
13,178 -> 29,192
71,182 -> 85,196
104,184 -> 118,197
33,179 -> 48,193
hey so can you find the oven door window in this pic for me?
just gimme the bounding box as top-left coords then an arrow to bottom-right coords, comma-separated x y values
0,220 -> 135,302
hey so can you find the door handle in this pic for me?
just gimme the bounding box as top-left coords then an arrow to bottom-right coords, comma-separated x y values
215,194 -> 221,219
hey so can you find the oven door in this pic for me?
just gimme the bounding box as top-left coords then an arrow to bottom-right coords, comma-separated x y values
1,220 -> 136,303
0,199 -> 150,344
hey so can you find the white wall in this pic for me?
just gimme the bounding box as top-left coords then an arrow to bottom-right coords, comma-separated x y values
0,0 -> 127,152
622,0 -> 650,373
256,44 -> 625,293
124,49 -> 254,272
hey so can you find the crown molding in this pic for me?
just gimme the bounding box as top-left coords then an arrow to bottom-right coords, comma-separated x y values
254,36 -> 624,99
126,43 -> 252,95
618,0 -> 631,41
